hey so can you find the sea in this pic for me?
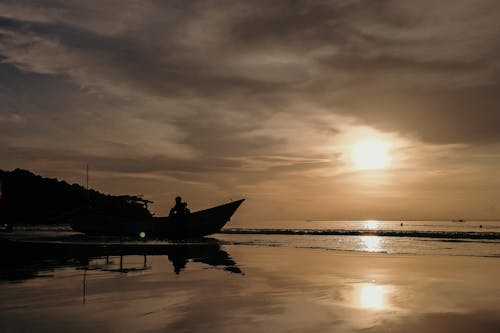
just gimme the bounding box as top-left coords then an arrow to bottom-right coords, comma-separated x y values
1,220 -> 500,332
10,219 -> 500,257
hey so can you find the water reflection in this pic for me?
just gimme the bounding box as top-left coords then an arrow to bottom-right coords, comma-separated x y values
0,237 -> 242,282
364,220 -> 379,229
360,284 -> 385,309
360,235 -> 383,252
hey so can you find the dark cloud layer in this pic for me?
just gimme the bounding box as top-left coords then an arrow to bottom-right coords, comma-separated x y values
2,0 -> 500,143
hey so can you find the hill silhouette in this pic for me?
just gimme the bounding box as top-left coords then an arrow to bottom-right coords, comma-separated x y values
0,169 -> 152,225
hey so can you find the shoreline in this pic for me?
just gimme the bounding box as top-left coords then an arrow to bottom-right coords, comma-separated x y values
2,229 -> 499,258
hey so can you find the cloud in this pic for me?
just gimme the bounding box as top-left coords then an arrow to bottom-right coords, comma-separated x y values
1,1 -> 499,145
1,0 -> 500,218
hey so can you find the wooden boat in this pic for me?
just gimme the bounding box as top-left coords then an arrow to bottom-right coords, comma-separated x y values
70,199 -> 245,238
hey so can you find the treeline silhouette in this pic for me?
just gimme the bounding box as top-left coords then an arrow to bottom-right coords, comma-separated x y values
0,169 -> 152,225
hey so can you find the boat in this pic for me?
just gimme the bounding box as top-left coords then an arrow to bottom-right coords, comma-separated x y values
70,199 -> 245,238
451,219 -> 466,223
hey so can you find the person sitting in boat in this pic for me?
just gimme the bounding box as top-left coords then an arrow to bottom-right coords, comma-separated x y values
182,202 -> 190,214
169,196 -> 190,217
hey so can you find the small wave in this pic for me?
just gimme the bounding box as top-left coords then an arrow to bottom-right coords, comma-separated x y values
220,228 -> 500,240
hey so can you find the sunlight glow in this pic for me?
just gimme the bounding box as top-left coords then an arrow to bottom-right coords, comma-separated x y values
360,236 -> 383,252
364,220 -> 378,229
353,139 -> 391,170
360,284 -> 385,309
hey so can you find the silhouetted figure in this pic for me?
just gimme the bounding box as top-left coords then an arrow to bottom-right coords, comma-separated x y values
182,202 -> 190,214
169,196 -> 190,217
169,196 -> 182,216
479,224 -> 483,229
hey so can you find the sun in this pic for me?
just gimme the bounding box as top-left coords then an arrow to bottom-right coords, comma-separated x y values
353,139 -> 391,170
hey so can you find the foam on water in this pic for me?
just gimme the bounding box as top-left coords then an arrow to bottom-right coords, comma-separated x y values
217,220 -> 500,257
221,228 -> 499,239
215,234 -> 500,257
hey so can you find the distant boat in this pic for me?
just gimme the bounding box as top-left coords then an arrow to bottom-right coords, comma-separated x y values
451,219 -> 466,223
70,199 -> 245,238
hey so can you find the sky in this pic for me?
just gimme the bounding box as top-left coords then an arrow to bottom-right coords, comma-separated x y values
1,0 -> 500,223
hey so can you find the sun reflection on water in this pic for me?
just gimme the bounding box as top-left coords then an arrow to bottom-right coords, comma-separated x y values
364,220 -> 379,229
360,284 -> 385,310
360,236 -> 383,252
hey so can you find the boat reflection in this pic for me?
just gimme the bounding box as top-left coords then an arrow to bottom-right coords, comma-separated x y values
0,237 -> 242,282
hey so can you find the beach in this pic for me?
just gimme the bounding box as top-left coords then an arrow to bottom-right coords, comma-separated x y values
1,233 -> 499,333
3,2 -> 500,332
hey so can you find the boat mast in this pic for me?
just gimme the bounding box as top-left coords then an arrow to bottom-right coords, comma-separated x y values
86,164 -> 90,207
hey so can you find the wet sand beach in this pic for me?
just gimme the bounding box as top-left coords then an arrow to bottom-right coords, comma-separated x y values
1,237 -> 499,333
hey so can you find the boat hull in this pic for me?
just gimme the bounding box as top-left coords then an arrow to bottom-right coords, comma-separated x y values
70,199 -> 245,238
